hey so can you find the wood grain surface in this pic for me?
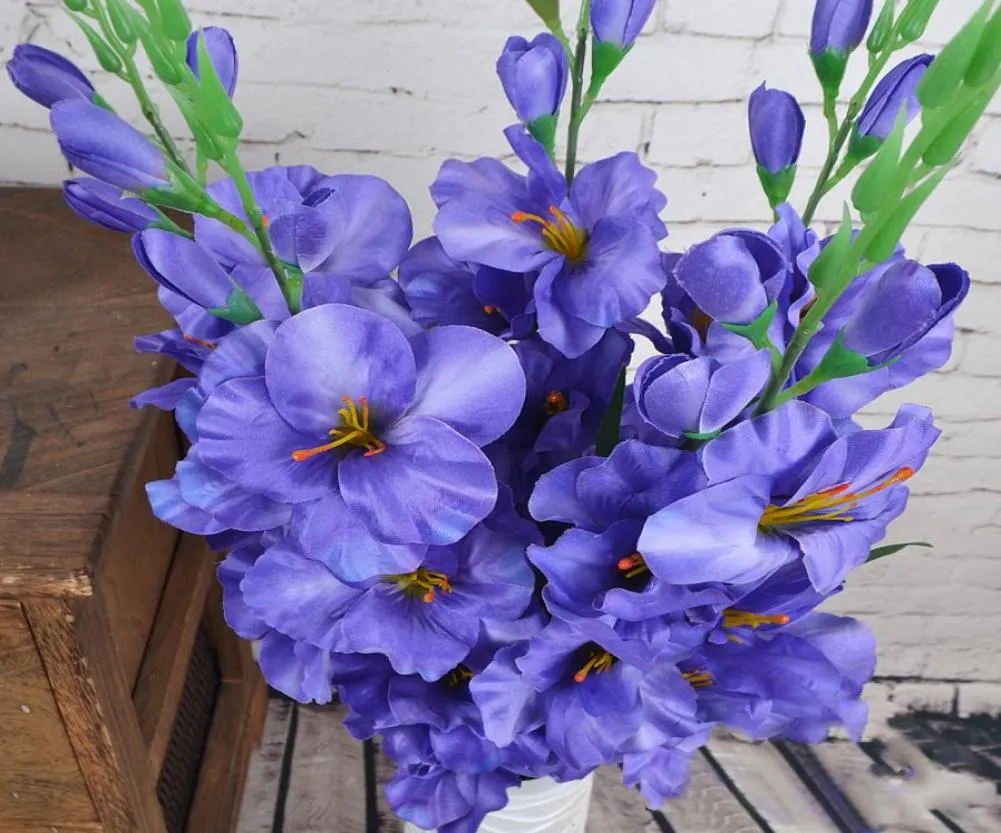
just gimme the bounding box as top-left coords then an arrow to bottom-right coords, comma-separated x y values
238,698 -> 295,833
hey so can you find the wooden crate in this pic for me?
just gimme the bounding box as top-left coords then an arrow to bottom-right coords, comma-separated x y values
0,188 -> 266,833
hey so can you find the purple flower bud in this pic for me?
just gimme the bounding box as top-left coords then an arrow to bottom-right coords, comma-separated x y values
186,26 -> 239,98
748,84 -> 806,173
63,177 -> 159,233
842,260 -> 970,364
591,0 -> 656,49
50,100 -> 170,192
857,54 -> 934,140
497,33 -> 569,123
811,0 -> 874,56
6,44 -> 94,109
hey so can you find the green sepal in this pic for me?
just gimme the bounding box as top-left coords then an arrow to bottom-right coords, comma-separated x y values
63,0 -> 88,11
173,93 -> 227,160
69,14 -> 123,74
595,368 -> 627,458
812,49 -> 849,98
897,0 -> 940,43
722,301 -> 778,350
808,203 -> 855,294
209,289 -> 263,326
525,0 -> 561,30
683,429 -> 722,442
867,0 -> 896,55
136,20 -> 183,85
866,541 -> 932,564
143,186 -> 200,213
852,109 -> 907,215
755,164 -> 796,209
916,1 -> 993,110
195,33 -> 244,138
91,91 -> 115,112
527,114 -> 558,157
157,0 -> 193,42
966,5 -> 1001,88
864,165 -> 949,263
106,0 -> 139,44
808,334 -> 873,385
846,128 -> 883,162
922,89 -> 993,167
592,39 -> 627,86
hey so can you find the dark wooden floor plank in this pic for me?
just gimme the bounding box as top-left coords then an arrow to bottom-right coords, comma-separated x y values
285,704 -> 366,833
375,740 -> 404,833
237,699 -> 294,833
660,750 -> 763,833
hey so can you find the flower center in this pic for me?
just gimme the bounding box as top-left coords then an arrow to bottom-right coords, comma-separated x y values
387,567 -> 453,604
291,395 -> 386,462
445,665 -> 474,688
690,307 -> 712,340
512,206 -> 588,262
543,390 -> 570,417
760,467 -> 915,529
573,647 -> 616,684
683,669 -> 714,689
617,552 -> 650,580
483,305 -> 499,315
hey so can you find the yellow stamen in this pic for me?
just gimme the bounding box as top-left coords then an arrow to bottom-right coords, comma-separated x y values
291,395 -> 386,462
543,390 -> 570,417
760,467 -> 915,528
684,670 -> 714,689
690,307 -> 713,340
387,567 -> 453,604
574,649 -> 615,684
617,552 -> 651,580
512,205 -> 588,262
722,610 -> 791,630
446,666 -> 475,688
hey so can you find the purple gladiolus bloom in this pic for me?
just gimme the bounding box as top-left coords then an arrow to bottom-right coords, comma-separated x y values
591,0 -> 657,48
195,304 -> 525,545
674,229 -> 789,326
497,34 -> 569,123
640,401 -> 940,594
186,27 -> 239,97
6,44 -> 94,108
50,100 -> 170,192
433,130 -> 667,357
811,0 -> 874,55
633,351 -> 773,441
386,764 -> 518,833
63,178 -> 158,233
857,55 -> 934,141
748,84 -> 806,173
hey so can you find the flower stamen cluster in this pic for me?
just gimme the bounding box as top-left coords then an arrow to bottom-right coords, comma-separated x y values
389,567 -> 455,604
573,648 -> 616,683
512,206 -> 588,262
291,395 -> 386,461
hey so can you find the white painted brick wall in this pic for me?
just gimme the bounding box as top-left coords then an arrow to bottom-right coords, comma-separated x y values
2,0 -> 999,707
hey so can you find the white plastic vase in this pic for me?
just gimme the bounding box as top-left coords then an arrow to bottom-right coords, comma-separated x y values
403,773 -> 595,833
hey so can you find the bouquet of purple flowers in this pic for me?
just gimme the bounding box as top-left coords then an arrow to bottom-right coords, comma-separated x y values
7,0 -> 999,829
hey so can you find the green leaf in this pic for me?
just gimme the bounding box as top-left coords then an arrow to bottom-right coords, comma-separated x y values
867,541 -> 933,563
591,39 -> 626,85
195,31 -> 243,138
966,5 -> 1001,87
897,0 -> 941,43
106,0 -> 139,44
867,0 -> 897,55
63,0 -> 89,12
864,165 -> 949,262
173,93 -> 226,160
595,368 -> 626,457
808,203 -> 855,293
136,18 -> 183,84
922,89 -> 993,167
756,165 -> 797,209
722,301 -> 778,349
157,0 -> 193,42
852,108 -> 907,215
70,14 -> 123,74
525,0 -> 561,29
916,1 -> 993,110
209,288 -> 263,326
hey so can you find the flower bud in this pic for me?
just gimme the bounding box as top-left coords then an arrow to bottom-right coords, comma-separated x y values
63,178 -> 159,233
850,54 -> 932,157
6,44 -> 95,109
50,100 -> 170,192
748,84 -> 805,206
186,27 -> 239,98
497,34 -> 568,124
811,0 -> 874,93
591,0 -> 656,49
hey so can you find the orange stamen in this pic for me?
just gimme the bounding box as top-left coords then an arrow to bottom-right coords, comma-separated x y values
483,305 -> 499,315
723,610 -> 791,631
617,552 -> 650,580
388,568 -> 453,604
183,334 -> 218,350
511,205 -> 587,262
543,390 -> 570,417
574,649 -> 615,684
291,395 -> 386,461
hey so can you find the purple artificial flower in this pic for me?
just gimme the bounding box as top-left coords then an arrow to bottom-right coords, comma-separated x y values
673,229 -> 790,326
186,27 -> 239,97
639,400 -> 940,594
621,731 -> 710,807
194,304 -> 525,545
591,0 -> 657,48
748,84 -> 806,174
50,100 -> 170,192
497,34 -> 569,124
811,0 -> 874,56
63,177 -> 158,233
433,130 -> 667,357
632,351 -> 773,441
856,54 -> 934,142
6,44 -> 94,108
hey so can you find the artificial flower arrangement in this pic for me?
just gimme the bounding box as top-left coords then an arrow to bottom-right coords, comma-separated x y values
6,0 -> 999,829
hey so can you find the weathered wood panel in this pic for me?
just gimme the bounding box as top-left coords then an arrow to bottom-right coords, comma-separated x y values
375,739 -> 405,833
587,767 -> 656,832
660,750 -> 763,833
237,699 -> 295,833
285,705 -> 367,833
0,602 -> 96,826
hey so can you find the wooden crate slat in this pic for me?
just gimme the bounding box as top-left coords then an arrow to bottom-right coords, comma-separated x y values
706,739 -> 841,833
938,805 -> 1001,833
285,705 -> 367,833
375,739 -> 405,833
658,749 -> 764,833
586,767 -> 657,832
237,699 -> 296,833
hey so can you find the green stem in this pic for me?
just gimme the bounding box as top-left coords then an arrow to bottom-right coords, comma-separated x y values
88,0 -> 190,174
564,0 -> 592,185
